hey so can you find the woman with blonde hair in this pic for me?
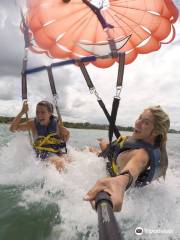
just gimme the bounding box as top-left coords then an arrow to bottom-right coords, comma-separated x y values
84,105 -> 170,211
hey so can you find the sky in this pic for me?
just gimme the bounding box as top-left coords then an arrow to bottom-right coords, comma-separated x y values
0,0 -> 180,130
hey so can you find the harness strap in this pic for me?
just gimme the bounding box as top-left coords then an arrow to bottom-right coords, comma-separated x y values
34,133 -> 63,153
46,66 -> 67,153
108,97 -> 120,144
100,136 -> 128,177
79,62 -> 94,90
35,146 -> 60,154
22,72 -> 27,101
47,66 -> 57,96
98,100 -> 120,139
108,53 -> 125,145
117,52 -> 125,88
106,53 -> 125,177
20,8 -> 29,101
34,133 -> 59,146
82,0 -> 118,58
46,66 -> 63,125
79,62 -> 120,139
22,71 -> 32,145
79,53 -> 126,178
20,8 -> 33,145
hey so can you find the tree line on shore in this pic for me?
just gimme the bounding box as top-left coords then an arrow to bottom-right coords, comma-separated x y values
0,116 -> 179,133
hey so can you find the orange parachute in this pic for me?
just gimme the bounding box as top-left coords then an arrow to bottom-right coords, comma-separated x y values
26,0 -> 179,67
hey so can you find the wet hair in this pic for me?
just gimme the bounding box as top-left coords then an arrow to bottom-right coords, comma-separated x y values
145,105 -> 170,179
36,101 -> 54,113
145,105 -> 170,146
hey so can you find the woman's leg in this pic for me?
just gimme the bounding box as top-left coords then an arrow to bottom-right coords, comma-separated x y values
48,154 -> 69,171
98,138 -> 109,151
89,147 -> 100,155
88,138 -> 109,155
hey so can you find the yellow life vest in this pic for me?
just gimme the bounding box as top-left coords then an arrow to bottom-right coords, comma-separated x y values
105,135 -> 161,187
111,135 -> 128,176
33,133 -> 63,154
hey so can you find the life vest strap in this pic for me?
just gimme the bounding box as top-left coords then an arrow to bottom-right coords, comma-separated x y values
34,133 -> 59,146
33,133 -> 64,154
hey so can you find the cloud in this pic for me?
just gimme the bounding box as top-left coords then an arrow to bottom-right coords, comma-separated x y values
0,8 -> 7,28
0,0 -> 180,130
0,76 -> 21,100
0,2 -> 23,77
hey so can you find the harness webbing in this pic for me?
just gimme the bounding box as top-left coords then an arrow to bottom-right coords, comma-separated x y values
79,53 -> 125,177
117,53 -> 125,88
34,133 -> 62,153
21,64 -> 28,100
79,62 -> 120,139
20,8 -> 33,145
98,100 -> 120,139
46,66 -> 63,126
79,52 -> 125,145
82,0 -> 118,58
46,66 -> 67,153
108,52 -> 125,145
21,8 -> 29,101
108,97 -> 120,144
46,66 -> 57,95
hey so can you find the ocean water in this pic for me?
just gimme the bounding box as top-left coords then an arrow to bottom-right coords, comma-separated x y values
0,124 -> 180,240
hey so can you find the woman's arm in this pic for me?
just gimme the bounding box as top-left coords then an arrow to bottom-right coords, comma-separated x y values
9,101 -> 31,132
84,175 -> 129,211
119,149 -> 149,181
58,123 -> 70,142
84,149 -> 149,211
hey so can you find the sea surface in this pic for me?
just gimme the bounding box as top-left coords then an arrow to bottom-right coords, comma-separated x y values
0,124 -> 180,240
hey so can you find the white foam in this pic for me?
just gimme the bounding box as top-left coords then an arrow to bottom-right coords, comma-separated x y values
0,133 -> 180,239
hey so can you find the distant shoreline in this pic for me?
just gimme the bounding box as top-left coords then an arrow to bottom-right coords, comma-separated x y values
0,116 -> 179,134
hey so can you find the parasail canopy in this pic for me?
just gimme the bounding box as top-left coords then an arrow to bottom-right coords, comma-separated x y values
25,0 -> 179,68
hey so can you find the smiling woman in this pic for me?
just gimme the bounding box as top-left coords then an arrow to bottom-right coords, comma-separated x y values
84,105 -> 170,211
9,100 -> 70,170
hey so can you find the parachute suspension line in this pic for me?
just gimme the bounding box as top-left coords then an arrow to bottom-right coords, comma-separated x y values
46,66 -> 67,154
82,0 -> 118,57
46,66 -> 63,126
82,0 -> 113,29
20,7 -> 33,145
20,9 -> 30,48
78,62 -> 120,139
